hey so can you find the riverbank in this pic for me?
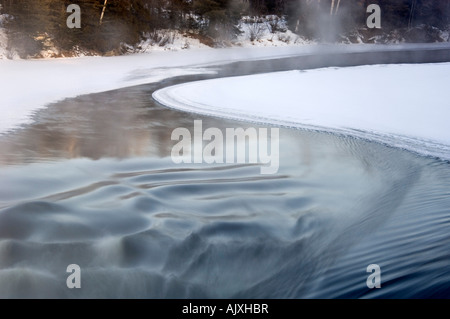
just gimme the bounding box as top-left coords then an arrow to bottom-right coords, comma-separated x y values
2,43 -> 450,135
153,63 -> 450,160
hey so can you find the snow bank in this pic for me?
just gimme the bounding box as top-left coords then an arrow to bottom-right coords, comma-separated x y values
134,30 -> 211,52
235,16 -> 313,47
153,63 -> 450,160
0,28 -> 7,59
0,54 -> 214,134
0,8 -> 9,59
1,45 -> 329,134
1,43 -> 450,138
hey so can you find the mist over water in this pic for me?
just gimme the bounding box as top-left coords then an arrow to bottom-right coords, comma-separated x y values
1,113 -> 449,298
0,51 -> 449,298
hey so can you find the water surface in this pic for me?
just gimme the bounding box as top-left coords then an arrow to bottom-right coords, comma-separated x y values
0,51 -> 449,298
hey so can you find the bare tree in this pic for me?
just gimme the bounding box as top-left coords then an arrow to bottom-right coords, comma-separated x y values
408,0 -> 417,30
335,0 -> 341,15
248,21 -> 265,41
330,0 -> 342,16
100,0 -> 108,25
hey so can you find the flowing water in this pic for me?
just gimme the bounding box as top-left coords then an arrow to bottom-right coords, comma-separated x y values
0,50 -> 449,298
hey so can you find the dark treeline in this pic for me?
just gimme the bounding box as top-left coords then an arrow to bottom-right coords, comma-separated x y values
1,0 -> 449,57
285,0 -> 450,41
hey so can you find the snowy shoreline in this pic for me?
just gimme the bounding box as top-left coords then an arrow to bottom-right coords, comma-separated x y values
1,43 -> 450,143
153,63 -> 450,160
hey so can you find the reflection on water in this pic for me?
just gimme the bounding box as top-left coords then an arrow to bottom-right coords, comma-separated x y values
0,61 -> 449,298
0,82 -> 189,164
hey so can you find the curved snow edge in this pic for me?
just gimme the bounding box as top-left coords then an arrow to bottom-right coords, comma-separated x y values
152,69 -> 450,161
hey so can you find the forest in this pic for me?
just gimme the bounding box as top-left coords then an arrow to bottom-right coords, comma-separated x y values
1,0 -> 449,57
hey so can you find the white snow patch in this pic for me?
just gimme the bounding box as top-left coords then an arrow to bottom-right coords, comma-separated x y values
153,63 -> 450,160
0,54 -> 215,133
0,44 -> 402,134
1,42 -> 450,140
0,8 -> 9,59
0,28 -> 7,59
235,16 -> 313,47
135,30 -> 210,52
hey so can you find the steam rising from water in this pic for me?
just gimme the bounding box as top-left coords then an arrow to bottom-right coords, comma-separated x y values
1,130 -> 449,298
0,47 -> 449,298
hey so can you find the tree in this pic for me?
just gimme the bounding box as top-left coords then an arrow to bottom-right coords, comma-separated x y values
1,0 -> 449,57
99,0 -> 107,25
194,0 -> 244,42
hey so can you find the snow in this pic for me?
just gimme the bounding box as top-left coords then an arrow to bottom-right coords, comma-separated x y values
3,45 -> 329,134
0,9 -> 9,60
1,43 -> 439,135
134,30 -> 211,52
0,28 -> 6,59
1,42 -> 450,160
153,63 -> 450,160
234,16 -> 313,47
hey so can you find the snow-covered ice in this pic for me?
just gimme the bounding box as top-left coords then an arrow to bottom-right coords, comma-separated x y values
153,63 -> 450,160
1,43 -> 436,134
1,43 -> 450,160
0,45 -> 333,133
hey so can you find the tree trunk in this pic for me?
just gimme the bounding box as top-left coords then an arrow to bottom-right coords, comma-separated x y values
100,0 -> 108,25
335,0 -> 341,15
408,0 -> 417,29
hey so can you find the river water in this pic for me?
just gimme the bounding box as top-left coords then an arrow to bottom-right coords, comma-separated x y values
0,48 -> 449,298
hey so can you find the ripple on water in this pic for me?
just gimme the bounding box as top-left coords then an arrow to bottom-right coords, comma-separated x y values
0,130 -> 449,298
